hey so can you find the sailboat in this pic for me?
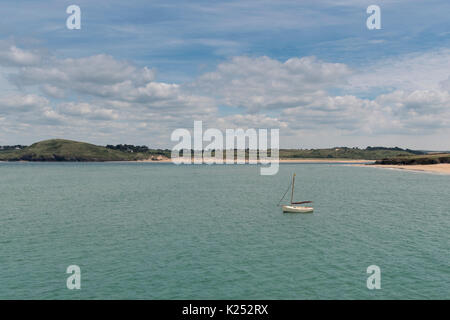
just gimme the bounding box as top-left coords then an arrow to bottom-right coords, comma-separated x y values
279,173 -> 314,213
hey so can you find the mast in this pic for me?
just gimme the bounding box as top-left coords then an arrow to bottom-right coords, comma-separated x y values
290,173 -> 296,204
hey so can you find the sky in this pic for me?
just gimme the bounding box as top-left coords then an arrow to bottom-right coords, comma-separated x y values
0,0 -> 449,149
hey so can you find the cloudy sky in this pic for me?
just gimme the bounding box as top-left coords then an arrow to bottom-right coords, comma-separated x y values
0,0 -> 449,149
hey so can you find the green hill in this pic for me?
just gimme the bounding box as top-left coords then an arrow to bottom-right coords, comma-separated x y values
0,139 -> 149,161
375,153 -> 450,165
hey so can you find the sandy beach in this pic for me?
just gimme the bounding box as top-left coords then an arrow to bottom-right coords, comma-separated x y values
278,159 -> 374,163
135,158 -> 374,164
358,163 -> 450,175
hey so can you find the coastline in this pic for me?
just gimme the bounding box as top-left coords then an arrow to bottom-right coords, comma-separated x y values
355,163 -> 450,175
4,158 -> 450,174
0,158 -> 390,165
278,159 -> 374,163
134,158 -> 374,164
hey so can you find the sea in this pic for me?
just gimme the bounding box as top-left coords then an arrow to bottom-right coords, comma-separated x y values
0,162 -> 448,299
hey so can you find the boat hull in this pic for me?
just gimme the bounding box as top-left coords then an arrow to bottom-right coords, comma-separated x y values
282,205 -> 314,213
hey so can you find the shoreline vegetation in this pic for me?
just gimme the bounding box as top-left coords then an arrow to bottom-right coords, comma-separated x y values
374,153 -> 450,165
0,139 -> 449,174
361,153 -> 450,174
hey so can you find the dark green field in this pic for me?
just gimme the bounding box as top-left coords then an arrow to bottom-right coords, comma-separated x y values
375,153 -> 450,165
278,147 -> 422,160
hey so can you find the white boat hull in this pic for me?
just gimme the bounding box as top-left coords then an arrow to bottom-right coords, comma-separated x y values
282,205 -> 314,213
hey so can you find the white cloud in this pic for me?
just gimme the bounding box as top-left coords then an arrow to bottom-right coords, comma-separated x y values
281,89 -> 450,135
0,42 -> 449,148
214,114 -> 288,130
58,102 -> 119,121
374,89 -> 450,131
9,51 -> 216,118
0,94 -> 49,114
12,54 -> 155,98
0,42 -> 42,66
40,84 -> 66,98
440,76 -> 450,91
193,56 -> 351,112
349,48 -> 450,92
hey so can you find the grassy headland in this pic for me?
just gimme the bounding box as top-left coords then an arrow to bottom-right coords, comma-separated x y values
0,139 -> 153,161
0,139 -> 429,162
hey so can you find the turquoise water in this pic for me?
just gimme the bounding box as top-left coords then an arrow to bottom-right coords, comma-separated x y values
0,162 -> 448,299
